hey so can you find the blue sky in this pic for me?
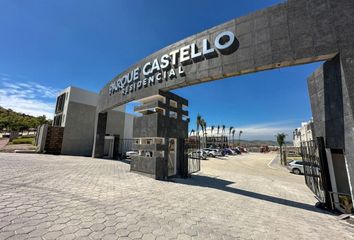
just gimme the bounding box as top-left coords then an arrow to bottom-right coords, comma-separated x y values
0,0 -> 320,140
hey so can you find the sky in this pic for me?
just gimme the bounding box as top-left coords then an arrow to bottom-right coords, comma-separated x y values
0,0 -> 320,141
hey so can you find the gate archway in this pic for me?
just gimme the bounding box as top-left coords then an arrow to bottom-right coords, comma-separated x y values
92,0 -> 354,204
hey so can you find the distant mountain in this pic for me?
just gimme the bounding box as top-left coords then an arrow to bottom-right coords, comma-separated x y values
0,106 -> 52,131
237,139 -> 293,147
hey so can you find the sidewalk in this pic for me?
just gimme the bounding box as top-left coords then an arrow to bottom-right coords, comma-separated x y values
0,138 -> 9,150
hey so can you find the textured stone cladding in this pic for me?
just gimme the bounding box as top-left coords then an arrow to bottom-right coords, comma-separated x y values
308,51 -> 354,201
308,55 -> 345,149
97,0 -> 354,112
45,126 -> 64,154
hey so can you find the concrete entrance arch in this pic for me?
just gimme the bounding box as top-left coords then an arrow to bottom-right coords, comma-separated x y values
93,0 -> 354,203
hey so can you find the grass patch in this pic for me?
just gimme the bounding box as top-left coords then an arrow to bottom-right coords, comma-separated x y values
20,135 -> 36,139
11,137 -> 35,145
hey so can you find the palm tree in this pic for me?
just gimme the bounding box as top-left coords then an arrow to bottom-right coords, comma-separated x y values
203,120 -> 207,138
211,126 -> 215,137
232,129 -> 236,146
238,130 -> 243,146
203,119 -> 207,147
196,114 -> 202,137
217,125 -> 220,136
276,133 -> 287,165
190,129 -> 195,136
229,126 -> 234,146
222,125 -> 226,147
200,118 -> 206,148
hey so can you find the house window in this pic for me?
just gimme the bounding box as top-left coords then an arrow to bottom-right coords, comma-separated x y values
53,114 -> 62,126
55,93 -> 66,114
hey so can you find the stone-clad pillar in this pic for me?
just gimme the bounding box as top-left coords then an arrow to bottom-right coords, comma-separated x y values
92,112 -> 107,158
308,55 -> 345,149
340,49 -> 354,201
308,54 -> 353,206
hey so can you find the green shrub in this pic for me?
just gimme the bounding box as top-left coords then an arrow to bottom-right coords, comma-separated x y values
12,138 -> 35,145
20,135 -> 36,139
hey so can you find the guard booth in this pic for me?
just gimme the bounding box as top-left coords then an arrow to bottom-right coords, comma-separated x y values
130,90 -> 189,179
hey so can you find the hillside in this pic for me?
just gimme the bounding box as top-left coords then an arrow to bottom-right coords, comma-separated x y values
237,139 -> 293,147
0,106 -> 52,131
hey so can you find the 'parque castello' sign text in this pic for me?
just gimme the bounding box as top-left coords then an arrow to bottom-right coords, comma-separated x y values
109,31 -> 239,96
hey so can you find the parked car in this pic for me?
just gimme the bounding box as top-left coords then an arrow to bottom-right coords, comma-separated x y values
232,147 -> 241,155
203,148 -> 212,155
287,160 -> 304,175
236,146 -> 248,153
124,150 -> 138,159
224,148 -> 235,155
209,148 -> 226,157
189,150 -> 207,160
240,147 -> 248,153
203,148 -> 219,157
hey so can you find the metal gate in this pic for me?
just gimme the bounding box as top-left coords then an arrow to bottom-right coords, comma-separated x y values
184,137 -> 201,174
301,137 -> 332,208
113,138 -> 134,160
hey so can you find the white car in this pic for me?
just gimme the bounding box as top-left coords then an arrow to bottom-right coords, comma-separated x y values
203,148 -> 216,157
189,150 -> 207,160
287,160 -> 304,175
124,150 -> 138,159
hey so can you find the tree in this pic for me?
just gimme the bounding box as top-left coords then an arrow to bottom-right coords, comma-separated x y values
229,126 -> 234,146
222,125 -> 226,146
217,125 -> 220,136
200,119 -> 205,138
190,129 -> 195,136
210,125 -> 215,146
232,129 -> 236,146
238,130 -> 243,146
200,119 -> 207,148
196,114 -> 202,137
276,133 -> 287,165
0,106 -> 51,132
203,120 -> 207,138
37,115 -> 48,125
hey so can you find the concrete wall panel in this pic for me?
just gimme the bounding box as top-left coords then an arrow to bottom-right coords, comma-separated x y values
97,0 -> 354,113
61,102 -> 96,156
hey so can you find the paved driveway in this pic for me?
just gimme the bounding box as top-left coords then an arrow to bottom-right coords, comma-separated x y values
0,138 -> 9,150
0,153 -> 353,240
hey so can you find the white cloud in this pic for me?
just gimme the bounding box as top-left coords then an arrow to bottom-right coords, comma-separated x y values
0,79 -> 60,119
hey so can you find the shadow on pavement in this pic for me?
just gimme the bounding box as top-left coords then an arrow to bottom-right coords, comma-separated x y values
174,174 -> 330,215
100,157 -> 131,165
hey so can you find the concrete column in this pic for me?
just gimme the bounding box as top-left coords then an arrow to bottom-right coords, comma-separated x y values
308,55 -> 345,149
92,112 -> 107,158
340,49 -> 354,201
308,54 -> 352,205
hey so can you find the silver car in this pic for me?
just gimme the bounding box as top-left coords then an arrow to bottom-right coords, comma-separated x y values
124,150 -> 138,159
287,160 -> 304,175
189,150 -> 207,160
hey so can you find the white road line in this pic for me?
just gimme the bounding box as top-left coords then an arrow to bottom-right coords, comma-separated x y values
267,155 -> 279,170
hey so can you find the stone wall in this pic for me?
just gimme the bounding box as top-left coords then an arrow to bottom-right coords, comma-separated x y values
131,91 -> 189,179
45,126 -> 64,155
